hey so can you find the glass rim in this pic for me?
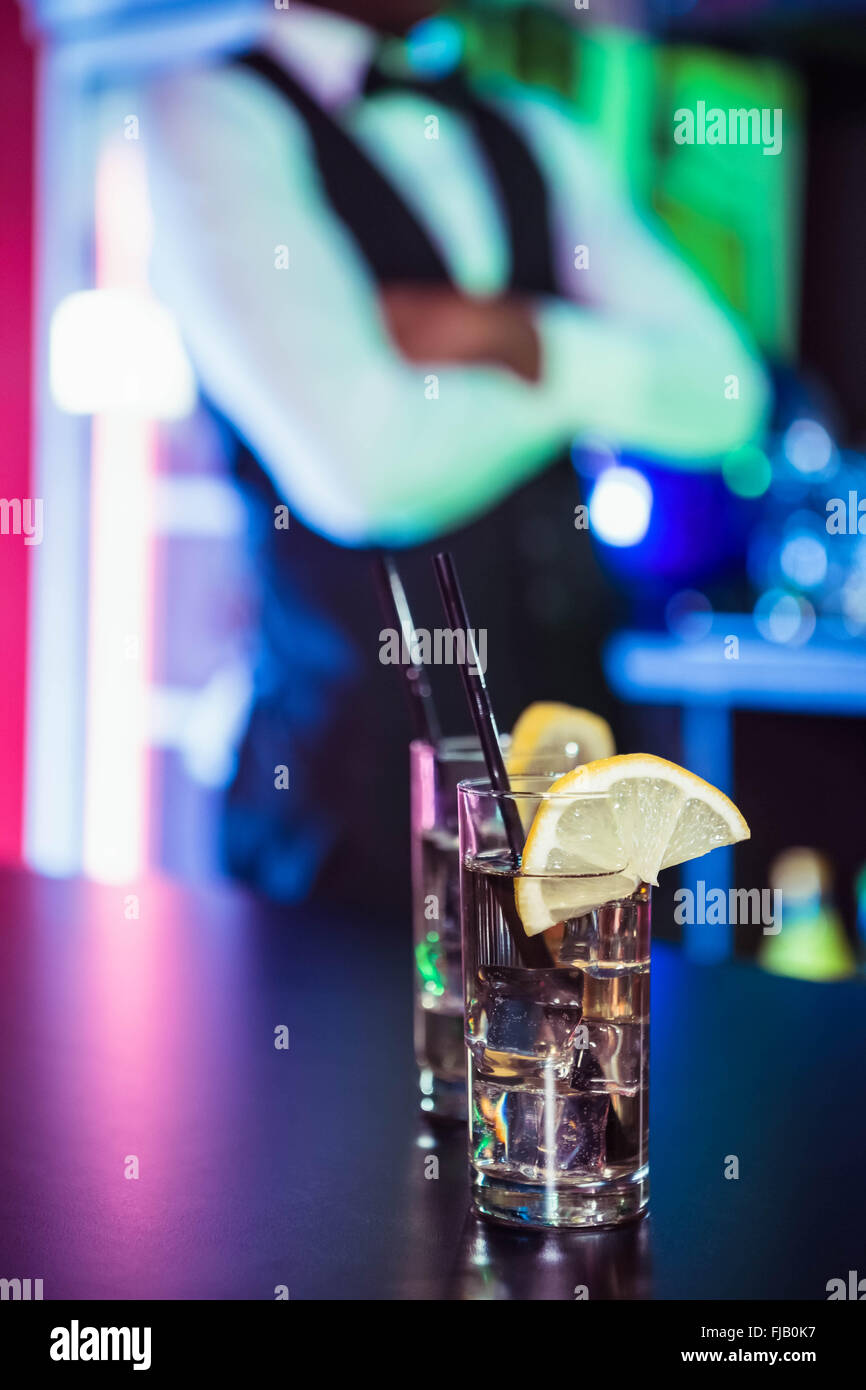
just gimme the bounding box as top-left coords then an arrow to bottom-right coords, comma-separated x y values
410,734 -> 491,761
457,776 -> 612,802
411,735 -> 590,773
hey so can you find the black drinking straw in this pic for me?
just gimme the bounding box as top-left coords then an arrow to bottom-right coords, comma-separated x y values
372,555 -> 441,746
432,551 -> 551,969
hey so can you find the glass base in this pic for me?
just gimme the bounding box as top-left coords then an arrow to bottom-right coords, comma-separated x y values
471,1167 -> 649,1230
419,1068 -> 467,1122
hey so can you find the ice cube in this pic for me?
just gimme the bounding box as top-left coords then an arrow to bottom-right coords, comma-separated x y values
571,1020 -> 644,1095
473,967 -> 583,1082
473,1083 -> 608,1179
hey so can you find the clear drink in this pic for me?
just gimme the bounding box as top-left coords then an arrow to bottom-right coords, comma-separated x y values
459,780 -> 650,1229
411,738 -> 486,1120
414,825 -> 464,1103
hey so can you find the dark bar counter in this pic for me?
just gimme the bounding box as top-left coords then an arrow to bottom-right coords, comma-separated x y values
0,867 -> 862,1300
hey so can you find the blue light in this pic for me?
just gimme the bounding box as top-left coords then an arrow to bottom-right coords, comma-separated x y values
405,17 -> 464,79
783,419 -> 834,475
665,589 -> 713,643
779,533 -> 828,589
754,589 -> 816,647
589,466 -> 653,548
842,572 -> 866,628
605,622 -> 866,714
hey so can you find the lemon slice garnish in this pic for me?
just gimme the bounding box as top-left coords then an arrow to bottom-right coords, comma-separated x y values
515,753 -> 750,936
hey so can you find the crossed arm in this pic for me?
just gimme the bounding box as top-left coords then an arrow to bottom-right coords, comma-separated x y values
145,68 -> 770,547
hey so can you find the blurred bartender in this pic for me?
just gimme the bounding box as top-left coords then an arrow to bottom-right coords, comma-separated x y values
145,0 -> 768,906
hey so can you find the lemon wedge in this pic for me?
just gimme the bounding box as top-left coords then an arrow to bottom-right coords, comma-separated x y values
507,702 -> 615,777
515,753 -> 750,936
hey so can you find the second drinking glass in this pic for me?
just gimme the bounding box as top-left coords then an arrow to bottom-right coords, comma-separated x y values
411,736 -> 487,1120
411,735 -> 586,1120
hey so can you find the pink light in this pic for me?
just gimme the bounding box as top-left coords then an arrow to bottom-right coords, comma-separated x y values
82,141 -> 156,882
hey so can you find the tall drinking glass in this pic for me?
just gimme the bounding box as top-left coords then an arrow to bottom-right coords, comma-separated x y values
411,738 -> 582,1120
458,776 -> 650,1228
411,737 -> 487,1120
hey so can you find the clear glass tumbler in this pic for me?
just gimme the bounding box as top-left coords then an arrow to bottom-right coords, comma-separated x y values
458,776 -> 650,1229
411,737 -> 487,1120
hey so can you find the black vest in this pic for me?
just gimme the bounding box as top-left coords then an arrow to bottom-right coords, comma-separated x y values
220,49 -> 611,907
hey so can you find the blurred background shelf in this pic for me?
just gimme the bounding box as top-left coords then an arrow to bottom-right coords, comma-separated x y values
607,618 -> 866,963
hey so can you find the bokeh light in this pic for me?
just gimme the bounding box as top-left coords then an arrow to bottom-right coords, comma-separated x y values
405,17 -> 464,77
841,572 -> 866,628
779,532 -> 828,589
783,419 -> 834,475
589,466 -> 653,547
50,289 -> 195,419
721,443 -> 772,498
753,589 -> 816,646
665,589 -> 713,642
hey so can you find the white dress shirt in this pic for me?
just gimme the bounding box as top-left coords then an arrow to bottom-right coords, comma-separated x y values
144,4 -> 769,546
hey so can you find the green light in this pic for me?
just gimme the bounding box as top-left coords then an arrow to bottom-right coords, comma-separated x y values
759,909 -> 856,982
722,444 -> 772,498
415,940 -> 445,996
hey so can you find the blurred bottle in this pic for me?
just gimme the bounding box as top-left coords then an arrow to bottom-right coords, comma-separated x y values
759,848 -> 856,981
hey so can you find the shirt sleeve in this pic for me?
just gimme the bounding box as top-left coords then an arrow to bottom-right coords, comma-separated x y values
502,90 -> 772,463
143,66 -> 590,547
